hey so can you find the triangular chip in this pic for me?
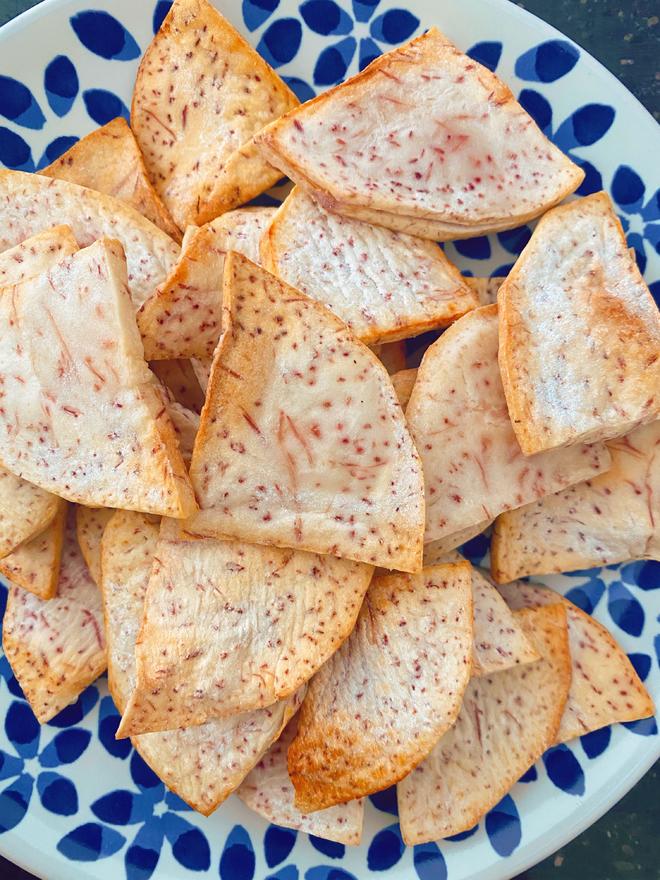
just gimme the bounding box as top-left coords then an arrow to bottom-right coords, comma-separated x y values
138,207 -> 276,360
0,501 -> 67,600
261,187 -> 477,344
131,0 -> 298,229
0,170 -> 179,307
391,369 -> 417,410
466,276 -> 505,305
39,118 -> 181,241
498,581 -> 654,742
287,561 -> 473,811
257,29 -> 583,241
0,238 -> 195,516
2,508 -> 106,722
397,603 -> 571,844
150,359 -> 206,414
491,420 -> 660,581
499,192 -> 660,453
185,252 -> 425,571
117,519 -> 373,737
423,521 -> 491,564
238,718 -> 364,845
0,223 -> 79,285
76,506 -> 115,586
406,304 -> 611,550
100,510 -> 302,814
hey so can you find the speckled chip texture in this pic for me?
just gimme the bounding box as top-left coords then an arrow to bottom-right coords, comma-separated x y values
498,582 -> 654,743
138,207 -> 276,360
287,561 -> 473,811
257,29 -> 584,241
166,402 -> 199,466
131,0 -> 299,229
397,603 -> 571,844
2,508 -> 107,723
0,223 -> 79,285
499,192 -> 660,454
0,239 -> 196,517
260,187 -> 478,344
390,369 -> 417,410
76,506 -> 115,587
0,170 -> 179,308
406,304 -> 611,551
238,718 -> 364,845
117,517 -> 373,737
100,511 -> 302,814
0,501 -> 67,600
39,118 -> 181,242
186,252 -> 425,571
491,420 -> 660,582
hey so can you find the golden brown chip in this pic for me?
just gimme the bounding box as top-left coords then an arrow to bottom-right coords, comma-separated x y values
390,369 -> 417,410
374,340 -> 407,374
0,501 -> 67,600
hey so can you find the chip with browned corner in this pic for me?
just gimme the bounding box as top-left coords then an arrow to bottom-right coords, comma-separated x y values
0,501 -> 67,600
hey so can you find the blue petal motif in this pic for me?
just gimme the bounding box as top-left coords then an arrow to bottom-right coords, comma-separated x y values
454,236 -> 491,260
518,88 -> 552,134
243,0 -> 279,32
575,159 -> 603,196
367,823 -> 404,871
608,581 -> 644,636
153,0 -> 173,33
359,37 -> 381,71
125,816 -> 164,880
58,822 -> 126,861
264,825 -> 297,867
37,771 -> 78,815
220,824 -> 255,879
283,77 -> 316,102
642,189 -> 660,222
413,842 -> 447,880
352,0 -> 379,23
164,789 -> 192,811
497,226 -> 532,256
644,222 -> 660,255
257,18 -> 303,68
580,726 -> 611,759
0,127 -> 35,172
39,728 -> 91,767
162,812 -> 211,871
651,281 -> 660,307
305,868 -> 357,880
611,165 -> 645,209
130,750 -> 164,802
98,696 -> 132,760
300,0 -> 353,36
543,745 -> 585,795
37,136 -> 78,170
485,795 -> 521,856
369,785 -> 398,815
466,42 -> 502,72
44,56 -> 79,117
0,75 -> 45,129
564,576 -> 605,614
268,868 -> 299,880
370,10 -> 419,45
313,37 -> 357,86
5,701 -> 39,758
70,11 -> 141,61
0,773 -> 33,833
445,825 -> 478,842
518,765 -> 538,783
555,104 -> 615,151
83,89 -> 130,126
459,531 -> 490,564
515,40 -> 579,83
48,687 -> 99,728
491,262 -> 515,277
622,717 -> 658,736
92,789 -> 154,825
621,560 -> 660,590
310,836 -> 344,859
0,749 -> 23,781
628,652 -> 652,681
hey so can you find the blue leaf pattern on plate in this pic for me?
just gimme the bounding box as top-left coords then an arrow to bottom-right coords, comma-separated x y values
44,56 -> 79,117
313,37 -> 356,85
39,729 -> 91,767
515,40 -> 579,82
369,10 -> 419,44
265,825 -> 297,867
310,836 -> 345,859
369,785 -> 398,815
367,823 -> 404,870
83,89 -> 130,125
162,812 -> 211,870
608,582 -> 644,636
413,842 -> 447,880
543,746 -> 586,796
37,772 -> 78,816
58,822 -> 126,861
0,75 -> 45,129
257,18 -> 303,67
220,824 -> 255,879
581,726 -> 611,759
283,76 -> 316,102
485,795 -> 521,856
301,0 -> 353,36
153,0 -> 173,33
0,127 -> 35,171
70,11 -> 141,61
466,41 -> 502,72
243,0 -> 279,31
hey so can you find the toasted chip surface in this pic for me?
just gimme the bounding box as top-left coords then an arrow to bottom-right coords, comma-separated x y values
491,420 -> 660,581
238,718 -> 364,845
287,562 -> 473,811
0,224 -> 79,285
0,501 -> 67,600
76,507 -> 115,587
406,305 -> 611,548
132,0 -> 298,228
391,369 -> 417,410
118,519 -> 373,736
257,29 -> 583,240
499,193 -> 660,453
261,188 -> 477,344
498,581 -> 654,742
0,239 -> 195,517
150,359 -> 206,414
0,170 -> 179,308
185,253 -> 425,571
2,509 -> 106,722
40,118 -> 181,241
397,604 -> 571,844
101,510 -> 304,813
138,207 -> 276,360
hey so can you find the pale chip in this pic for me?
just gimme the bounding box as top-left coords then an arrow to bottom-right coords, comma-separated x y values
0,501 -> 67,600
76,507 -> 115,586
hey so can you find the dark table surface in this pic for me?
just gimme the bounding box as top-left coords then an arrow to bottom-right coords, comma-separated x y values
0,0 -> 657,878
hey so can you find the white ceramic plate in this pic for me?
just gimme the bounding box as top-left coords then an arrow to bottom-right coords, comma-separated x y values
0,1 -> 657,879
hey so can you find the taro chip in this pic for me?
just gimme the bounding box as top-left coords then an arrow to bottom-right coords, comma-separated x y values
76,507 -> 115,587
0,501 -> 67,600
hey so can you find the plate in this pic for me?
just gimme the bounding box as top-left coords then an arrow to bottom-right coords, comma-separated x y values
0,1 -> 658,878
